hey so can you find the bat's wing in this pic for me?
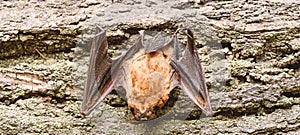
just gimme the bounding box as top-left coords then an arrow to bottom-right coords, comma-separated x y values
81,27 -> 144,115
171,28 -> 214,116
111,31 -> 144,74
81,27 -> 113,115
144,32 -> 167,53
111,31 -> 144,93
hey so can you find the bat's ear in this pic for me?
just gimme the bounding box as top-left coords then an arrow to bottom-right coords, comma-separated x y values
81,27 -> 114,115
171,28 -> 214,116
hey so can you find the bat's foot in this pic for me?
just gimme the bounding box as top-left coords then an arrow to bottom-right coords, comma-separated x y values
80,110 -> 89,116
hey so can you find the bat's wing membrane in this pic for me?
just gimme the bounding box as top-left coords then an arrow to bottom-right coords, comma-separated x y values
144,32 -> 167,53
81,27 -> 114,115
111,31 -> 144,74
171,29 -> 213,116
81,27 -> 144,115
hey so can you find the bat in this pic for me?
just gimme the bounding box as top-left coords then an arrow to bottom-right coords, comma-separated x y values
81,26 -> 214,120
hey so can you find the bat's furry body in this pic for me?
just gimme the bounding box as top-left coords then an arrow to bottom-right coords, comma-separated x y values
81,27 -> 213,120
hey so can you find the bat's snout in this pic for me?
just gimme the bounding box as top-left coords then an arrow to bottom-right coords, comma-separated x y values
131,107 -> 154,121
137,111 -> 153,121
129,103 -> 160,121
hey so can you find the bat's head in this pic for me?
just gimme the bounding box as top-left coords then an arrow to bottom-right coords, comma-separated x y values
126,51 -> 173,120
127,95 -> 169,121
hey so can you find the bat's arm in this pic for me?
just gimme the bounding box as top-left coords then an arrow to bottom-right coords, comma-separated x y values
81,28 -> 145,115
81,27 -> 115,115
171,28 -> 214,116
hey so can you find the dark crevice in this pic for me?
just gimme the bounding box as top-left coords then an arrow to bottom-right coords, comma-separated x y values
248,75 -> 268,85
242,124 -> 299,135
0,29 -> 78,60
221,41 -> 233,52
107,35 -> 128,47
0,90 -> 76,105
281,91 -> 300,98
234,76 -> 247,83
103,21 -> 178,50
243,27 -> 289,34
119,21 -> 177,35
283,61 -> 300,69
214,100 -> 294,118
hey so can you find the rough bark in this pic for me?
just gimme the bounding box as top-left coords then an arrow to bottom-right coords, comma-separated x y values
0,0 -> 299,134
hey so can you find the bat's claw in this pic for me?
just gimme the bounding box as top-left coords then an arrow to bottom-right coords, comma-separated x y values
207,110 -> 217,116
80,110 -> 88,116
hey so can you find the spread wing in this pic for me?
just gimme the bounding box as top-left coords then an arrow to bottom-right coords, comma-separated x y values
81,27 -> 213,117
81,27 -> 144,115
171,28 -> 213,116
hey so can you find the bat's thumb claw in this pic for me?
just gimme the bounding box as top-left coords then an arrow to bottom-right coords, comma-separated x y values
138,30 -> 145,35
80,110 -> 89,116
203,110 -> 217,117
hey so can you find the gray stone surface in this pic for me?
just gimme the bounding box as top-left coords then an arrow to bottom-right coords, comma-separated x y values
0,0 -> 299,134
